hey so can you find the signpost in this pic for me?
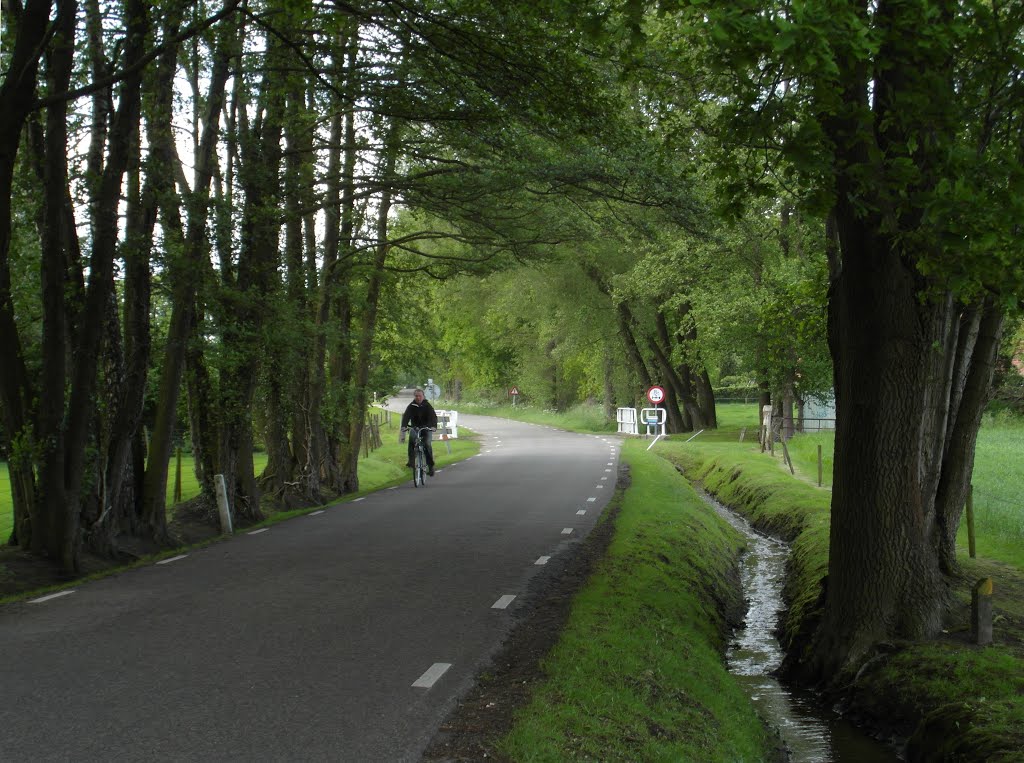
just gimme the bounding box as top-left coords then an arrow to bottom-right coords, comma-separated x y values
647,385 -> 666,405
424,378 -> 441,401
510,386 -> 520,406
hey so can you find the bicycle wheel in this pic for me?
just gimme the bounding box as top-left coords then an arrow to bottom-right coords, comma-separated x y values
414,442 -> 426,487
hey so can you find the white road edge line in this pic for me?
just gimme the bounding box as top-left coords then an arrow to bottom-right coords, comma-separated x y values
492,594 -> 517,609
29,590 -> 76,604
412,663 -> 452,689
156,554 -> 188,565
576,510 -> 586,515
247,528 -> 269,535
535,556 -> 551,565
310,510 -> 325,516
561,528 -> 573,535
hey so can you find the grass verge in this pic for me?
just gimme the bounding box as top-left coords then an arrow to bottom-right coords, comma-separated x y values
497,439 -> 778,763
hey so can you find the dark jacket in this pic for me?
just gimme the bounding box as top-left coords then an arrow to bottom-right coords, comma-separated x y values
402,400 -> 438,429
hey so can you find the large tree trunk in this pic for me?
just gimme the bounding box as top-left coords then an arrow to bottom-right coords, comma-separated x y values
141,22 -> 233,539
216,30 -> 287,521
803,217 -> 1003,681
315,35 -> 359,495
259,75 -> 312,503
341,132 -> 398,493
793,0 -> 1008,683
0,0 -> 52,549
33,0 -> 77,561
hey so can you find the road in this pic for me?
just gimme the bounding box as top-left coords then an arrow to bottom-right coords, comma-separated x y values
0,395 -> 619,762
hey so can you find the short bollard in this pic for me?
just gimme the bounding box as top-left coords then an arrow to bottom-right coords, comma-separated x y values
214,474 -> 233,535
971,577 -> 993,646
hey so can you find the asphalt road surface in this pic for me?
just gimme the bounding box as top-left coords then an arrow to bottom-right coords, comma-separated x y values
1,394 -> 620,762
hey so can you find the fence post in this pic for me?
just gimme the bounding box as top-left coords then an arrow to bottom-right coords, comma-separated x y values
817,444 -> 823,487
780,441 -> 794,474
971,577 -> 993,646
966,484 -> 977,559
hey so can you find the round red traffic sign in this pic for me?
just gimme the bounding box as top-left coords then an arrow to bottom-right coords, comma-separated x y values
647,386 -> 666,405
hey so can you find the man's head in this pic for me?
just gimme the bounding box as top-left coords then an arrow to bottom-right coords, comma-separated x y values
413,389 -> 425,401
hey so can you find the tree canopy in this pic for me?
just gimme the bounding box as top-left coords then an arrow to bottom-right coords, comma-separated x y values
2,0 -> 1022,686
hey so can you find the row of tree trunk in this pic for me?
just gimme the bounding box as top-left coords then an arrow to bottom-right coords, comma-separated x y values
0,3 -> 404,572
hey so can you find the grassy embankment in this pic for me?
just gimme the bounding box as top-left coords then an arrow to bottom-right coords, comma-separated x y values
499,438 -> 777,762
474,400 -> 1022,761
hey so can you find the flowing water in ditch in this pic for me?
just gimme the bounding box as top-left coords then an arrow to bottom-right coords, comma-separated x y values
702,493 -> 904,762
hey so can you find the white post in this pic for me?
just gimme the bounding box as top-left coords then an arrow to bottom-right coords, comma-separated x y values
214,474 -> 233,534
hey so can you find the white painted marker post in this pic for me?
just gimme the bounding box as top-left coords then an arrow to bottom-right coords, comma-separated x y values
214,474 -> 233,534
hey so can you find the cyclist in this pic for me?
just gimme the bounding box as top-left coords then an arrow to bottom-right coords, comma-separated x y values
400,388 -> 438,476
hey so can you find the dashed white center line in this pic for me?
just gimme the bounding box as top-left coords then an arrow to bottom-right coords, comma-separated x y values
535,556 -> 551,565
157,554 -> 188,565
601,476 -> 608,480
492,594 -> 517,609
561,528 -> 573,535
576,510 -> 586,515
587,497 -> 596,502
29,590 -> 75,604
596,485 -> 604,489
247,528 -> 268,535
605,469 -> 612,472
412,663 -> 452,688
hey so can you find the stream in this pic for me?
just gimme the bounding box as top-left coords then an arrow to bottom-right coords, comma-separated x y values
702,493 -> 903,762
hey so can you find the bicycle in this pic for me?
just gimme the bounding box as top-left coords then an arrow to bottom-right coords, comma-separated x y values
406,426 -> 432,487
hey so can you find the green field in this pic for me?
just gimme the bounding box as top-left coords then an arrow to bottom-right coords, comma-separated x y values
756,413 -> 1024,569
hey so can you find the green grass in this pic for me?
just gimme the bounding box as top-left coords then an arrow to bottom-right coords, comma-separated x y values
772,414 -> 1024,569
499,439 -> 775,762
969,415 -> 1024,567
0,462 -> 10,541
454,400 -> 618,432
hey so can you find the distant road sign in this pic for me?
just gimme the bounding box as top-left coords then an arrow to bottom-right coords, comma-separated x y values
509,386 -> 520,396
424,383 -> 441,401
647,386 -> 666,405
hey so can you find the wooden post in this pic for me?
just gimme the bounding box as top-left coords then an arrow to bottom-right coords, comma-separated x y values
966,485 -> 977,559
214,474 -> 233,535
739,427 -> 746,442
971,577 -> 993,646
173,447 -> 183,503
780,441 -> 794,474
817,444 -> 823,487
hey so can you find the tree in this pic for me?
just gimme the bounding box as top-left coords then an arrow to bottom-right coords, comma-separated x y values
625,0 -> 1024,680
